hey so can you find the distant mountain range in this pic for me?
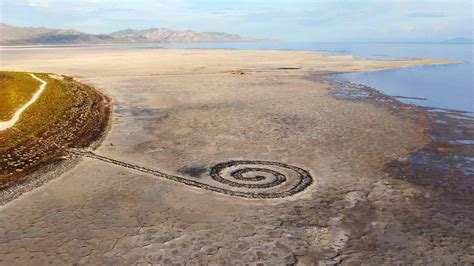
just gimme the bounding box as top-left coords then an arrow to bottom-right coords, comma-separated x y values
0,24 -> 254,45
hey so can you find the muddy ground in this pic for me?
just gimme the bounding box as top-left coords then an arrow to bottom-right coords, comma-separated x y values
0,48 -> 471,264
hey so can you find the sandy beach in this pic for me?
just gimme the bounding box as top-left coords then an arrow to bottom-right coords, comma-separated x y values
0,48 -> 471,264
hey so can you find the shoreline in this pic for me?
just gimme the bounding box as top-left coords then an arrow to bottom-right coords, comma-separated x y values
319,74 -> 473,200
309,74 -> 473,261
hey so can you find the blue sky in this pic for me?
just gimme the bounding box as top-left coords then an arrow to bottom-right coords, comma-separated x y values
1,0 -> 472,41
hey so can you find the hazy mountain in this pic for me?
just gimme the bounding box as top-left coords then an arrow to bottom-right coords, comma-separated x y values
0,24 -> 113,45
442,37 -> 473,43
109,27 -> 248,43
0,24 -> 253,45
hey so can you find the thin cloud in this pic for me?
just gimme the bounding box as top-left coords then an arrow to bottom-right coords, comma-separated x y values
408,11 -> 445,18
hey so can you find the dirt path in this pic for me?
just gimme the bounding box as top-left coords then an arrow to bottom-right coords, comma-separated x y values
0,73 -> 47,131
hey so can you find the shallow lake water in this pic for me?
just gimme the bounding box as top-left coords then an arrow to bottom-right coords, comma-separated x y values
164,42 -> 474,115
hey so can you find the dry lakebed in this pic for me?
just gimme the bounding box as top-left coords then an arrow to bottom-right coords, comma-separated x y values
0,47 -> 472,264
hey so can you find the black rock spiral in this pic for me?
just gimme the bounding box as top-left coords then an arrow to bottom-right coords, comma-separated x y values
210,160 -> 313,197
71,150 -> 313,199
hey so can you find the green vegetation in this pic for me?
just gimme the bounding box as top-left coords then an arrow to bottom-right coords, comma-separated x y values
0,71 -> 110,187
0,73 -> 74,152
0,71 -> 41,120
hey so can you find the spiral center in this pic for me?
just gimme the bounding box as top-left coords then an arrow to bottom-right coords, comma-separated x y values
214,167 -> 286,188
209,160 -> 313,197
231,168 -> 267,181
